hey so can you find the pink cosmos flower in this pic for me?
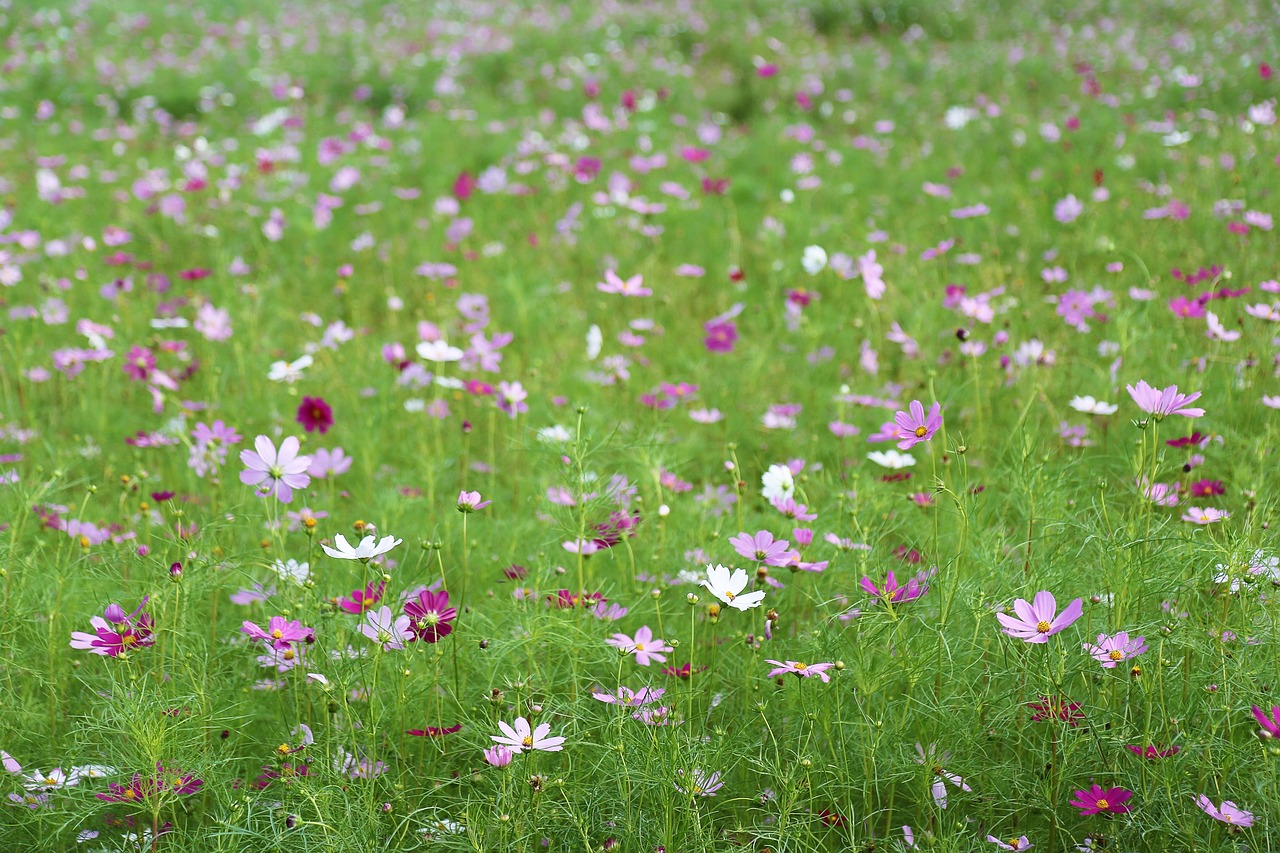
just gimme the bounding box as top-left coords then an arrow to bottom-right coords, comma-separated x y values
295,397 -> 333,434
242,616 -> 313,651
675,768 -> 723,797
765,660 -> 835,682
403,589 -> 456,643
239,435 -> 312,503
338,581 -> 386,614
1182,506 -> 1229,524
1253,705 -> 1280,739
1125,380 -> 1205,419
483,746 -> 513,767
914,743 -> 971,808
1196,795 -> 1253,827
987,836 -> 1032,851
1082,632 -> 1147,668
860,569 -> 931,604
1126,744 -> 1180,759
591,686 -> 665,707
69,598 -> 155,656
729,530 -> 796,567
996,591 -> 1083,643
596,270 -> 651,296
491,717 -> 565,753
886,400 -> 943,449
606,625 -> 672,666
457,490 -> 491,512
1069,784 -> 1133,815
360,606 -> 414,651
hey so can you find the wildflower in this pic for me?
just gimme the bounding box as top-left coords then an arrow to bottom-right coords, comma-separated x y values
267,355 -> 313,383
1252,705 -> 1280,739
1028,696 -> 1084,726
1069,784 -> 1133,815
996,591 -> 1083,643
416,340 -> 464,362
491,717 -> 566,753
1196,795 -> 1253,827
271,559 -> 310,586
701,564 -> 766,611
308,446 -> 353,479
407,723 -> 462,737
239,435 -> 312,503
760,464 -> 795,502
296,396 -> 334,434
596,269 -> 651,296
22,768 -> 77,791
860,569 -> 931,604
457,490 -> 491,512
1083,632 -> 1147,668
1125,380 -> 1205,420
1126,744 -> 1180,759
730,531 -> 797,567
987,836 -> 1033,851
360,606 -> 414,651
606,626 -> 672,667
867,449 -> 916,469
338,581 -> 386,613
322,533 -> 403,561
482,746 -> 513,767
1182,506 -> 1229,524
70,599 -> 155,656
801,245 -> 828,275
591,686 -> 665,707
885,400 -> 943,450
242,616 -> 313,651
403,589 -> 456,643
1069,396 -> 1118,415
765,660 -> 835,682
675,769 -> 723,798
914,743 -> 971,808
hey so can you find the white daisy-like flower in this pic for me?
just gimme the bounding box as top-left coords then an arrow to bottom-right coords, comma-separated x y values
538,425 -> 573,443
867,450 -> 917,469
701,564 -> 766,611
272,559 -> 310,586
267,354 -> 313,383
801,244 -> 828,275
761,464 -> 795,502
321,533 -> 403,561
416,339 -> 464,362
1069,395 -> 1118,415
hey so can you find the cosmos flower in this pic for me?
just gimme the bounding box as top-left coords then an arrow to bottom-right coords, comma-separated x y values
987,836 -> 1032,851
267,355 -> 313,383
887,400 -> 943,450
867,449 -> 917,469
606,626 -> 672,667
69,599 -> 155,657
729,530 -> 797,567
591,686 -> 665,707
239,435 -> 312,503
359,606 -> 414,651
914,743 -> 971,808
996,591 -> 1083,643
764,660 -> 835,682
1069,396 -> 1118,415
482,746 -> 513,767
1082,632 -> 1148,668
296,396 -> 334,434
760,464 -> 795,501
242,616 -> 313,651
322,533 -> 403,561
860,569 -> 931,605
1182,506 -> 1229,524
701,564 -> 766,611
1195,795 -> 1253,827
1252,705 -> 1280,739
675,769 -> 723,798
596,269 -> 651,296
1125,380 -> 1205,419
403,589 -> 456,643
491,717 -> 565,753
337,581 -> 386,614
416,339 -> 464,362
456,490 -> 491,512
1069,784 -> 1133,815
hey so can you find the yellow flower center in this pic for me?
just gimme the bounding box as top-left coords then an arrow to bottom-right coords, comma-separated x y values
914,425 -> 928,437
521,736 -> 533,749
44,777 -> 56,785
277,744 -> 292,755
283,650 -> 296,661
1096,798 -> 1109,809
271,629 -> 284,639
1035,620 -> 1052,633
794,662 -> 808,670
634,643 -> 645,651
1109,650 -> 1124,660
122,634 -> 139,646
724,590 -> 735,600
124,789 -> 136,800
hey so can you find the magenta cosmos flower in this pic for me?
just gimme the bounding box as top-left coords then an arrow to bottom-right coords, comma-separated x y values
1196,795 -> 1253,827
1253,705 -> 1280,739
888,400 -> 943,450
456,490 -> 491,512
70,599 -> 155,657
996,591 -> 1083,643
338,581 -> 385,613
765,660 -> 836,682
729,530 -> 797,567
1125,380 -> 1205,419
295,396 -> 334,434
1083,632 -> 1147,668
1069,784 -> 1133,815
239,435 -> 312,502
606,625 -> 672,666
491,717 -> 565,753
404,589 -> 457,643
860,570 -> 930,604
242,616 -> 313,651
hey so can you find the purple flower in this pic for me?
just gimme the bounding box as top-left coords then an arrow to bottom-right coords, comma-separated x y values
69,598 -> 154,657
239,435 -> 312,502
1069,784 -> 1133,815
404,589 -> 457,643
307,447 -> 352,478
360,606 -> 414,651
1196,795 -> 1254,827
729,530 -> 796,567
242,616 -> 313,651
860,570 -> 931,604
995,591 -> 1083,643
1083,632 -> 1147,668
1253,705 -> 1280,739
1053,194 -> 1084,223
764,660 -> 835,682
1125,380 -> 1205,420
887,400 -> 943,450
457,490 -> 491,512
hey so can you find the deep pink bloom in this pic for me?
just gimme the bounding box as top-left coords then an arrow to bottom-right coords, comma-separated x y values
888,400 -> 943,450
337,581 -> 386,614
408,723 -> 462,737
703,320 -> 738,353
1126,744 -> 1180,759
1125,380 -> 1205,419
239,435 -> 312,503
1028,696 -> 1084,726
404,589 -> 457,643
1069,784 -> 1133,815
860,570 -> 930,604
1253,705 -> 1280,739
996,591 -> 1083,643
242,616 -> 313,651
121,345 -> 156,381
69,598 -> 154,657
295,397 -> 334,434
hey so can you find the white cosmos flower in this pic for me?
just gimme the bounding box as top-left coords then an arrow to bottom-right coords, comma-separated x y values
539,425 -> 573,443
801,245 -> 828,275
586,324 -> 603,360
701,563 -> 766,611
322,533 -> 403,561
272,559 -> 310,586
1068,395 -> 1118,415
867,450 -> 917,469
268,354 -> 313,383
416,340 -> 464,362
761,464 -> 795,502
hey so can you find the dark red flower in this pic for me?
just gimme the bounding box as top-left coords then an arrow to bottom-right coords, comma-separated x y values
1028,696 -> 1084,726
407,723 -> 463,737
296,397 -> 334,434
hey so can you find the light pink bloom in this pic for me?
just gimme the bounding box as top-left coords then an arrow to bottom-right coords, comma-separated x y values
995,591 -> 1083,643
606,625 -> 672,666
1196,795 -> 1253,827
596,269 -> 651,296
764,660 -> 835,682
1182,506 -> 1229,524
1083,632 -> 1147,668
491,716 -> 565,753
359,606 -> 414,651
239,435 -> 312,503
1125,380 -> 1205,419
